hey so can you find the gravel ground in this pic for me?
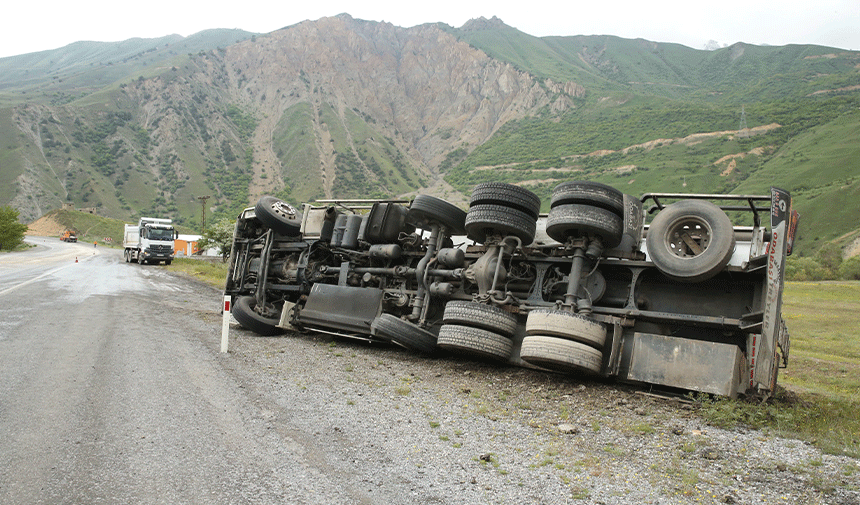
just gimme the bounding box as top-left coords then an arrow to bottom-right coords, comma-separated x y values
216,318 -> 860,505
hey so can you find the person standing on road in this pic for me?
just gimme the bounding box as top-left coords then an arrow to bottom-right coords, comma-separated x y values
94,241 -> 97,248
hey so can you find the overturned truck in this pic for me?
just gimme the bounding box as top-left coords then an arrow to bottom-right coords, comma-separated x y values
224,182 -> 798,398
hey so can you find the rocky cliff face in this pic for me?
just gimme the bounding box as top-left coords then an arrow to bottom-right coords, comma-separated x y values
222,14 -> 578,196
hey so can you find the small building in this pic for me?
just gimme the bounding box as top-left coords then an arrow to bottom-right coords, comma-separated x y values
175,234 -> 218,257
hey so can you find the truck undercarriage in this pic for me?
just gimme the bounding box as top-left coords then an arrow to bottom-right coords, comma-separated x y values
224,183 -> 797,398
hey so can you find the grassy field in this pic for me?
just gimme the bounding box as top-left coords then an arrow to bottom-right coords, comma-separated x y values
777,281 -> 860,456
697,281 -> 860,457
167,257 -> 860,457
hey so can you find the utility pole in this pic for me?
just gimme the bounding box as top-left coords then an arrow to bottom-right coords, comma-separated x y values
738,105 -> 750,138
197,195 -> 211,233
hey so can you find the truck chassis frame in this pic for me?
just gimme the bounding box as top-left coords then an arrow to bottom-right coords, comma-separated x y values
224,183 -> 797,398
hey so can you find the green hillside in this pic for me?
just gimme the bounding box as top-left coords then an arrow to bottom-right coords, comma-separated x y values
734,108 -> 860,253
1,17 -> 859,258
0,29 -> 256,105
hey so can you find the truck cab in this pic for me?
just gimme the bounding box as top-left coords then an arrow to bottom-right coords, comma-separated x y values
123,217 -> 177,265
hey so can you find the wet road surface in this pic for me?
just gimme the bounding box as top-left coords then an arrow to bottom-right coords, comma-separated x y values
0,238 -> 360,504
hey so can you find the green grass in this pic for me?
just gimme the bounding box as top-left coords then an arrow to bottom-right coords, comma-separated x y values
697,281 -> 860,457
168,257 -> 228,288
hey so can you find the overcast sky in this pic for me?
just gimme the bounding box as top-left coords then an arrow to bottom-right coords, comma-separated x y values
2,0 -> 858,59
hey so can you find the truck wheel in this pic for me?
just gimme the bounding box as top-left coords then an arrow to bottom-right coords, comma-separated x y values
469,182 -> 542,219
407,195 -> 467,235
442,301 -> 518,338
124,250 -> 129,263
137,252 -> 146,265
255,196 -> 302,236
550,181 -> 624,216
437,324 -> 513,361
371,314 -> 437,354
525,309 -> 606,349
646,200 -> 735,283
165,260 -> 172,266
232,296 -> 285,336
545,204 -> 623,248
519,336 -> 603,374
465,204 -> 537,245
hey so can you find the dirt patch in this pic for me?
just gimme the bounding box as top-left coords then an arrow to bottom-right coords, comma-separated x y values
844,234 -> 860,258
26,213 -> 66,238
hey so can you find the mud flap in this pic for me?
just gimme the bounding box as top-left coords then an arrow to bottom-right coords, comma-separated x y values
296,284 -> 383,335
620,332 -> 744,398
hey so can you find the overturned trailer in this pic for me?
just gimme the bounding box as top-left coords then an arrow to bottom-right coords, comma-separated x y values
224,183 -> 798,398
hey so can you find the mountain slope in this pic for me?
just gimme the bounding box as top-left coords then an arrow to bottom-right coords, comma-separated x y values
1,15 -> 577,225
0,29 -> 256,101
0,15 -> 859,256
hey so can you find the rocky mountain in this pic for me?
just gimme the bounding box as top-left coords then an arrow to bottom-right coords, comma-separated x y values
0,15 -> 580,224
1,14 -> 858,256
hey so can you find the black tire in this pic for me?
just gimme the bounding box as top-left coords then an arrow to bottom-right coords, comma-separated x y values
137,252 -> 145,265
519,336 -> 603,374
232,296 -> 285,336
255,196 -> 302,236
124,250 -> 130,263
546,204 -> 623,248
437,324 -> 513,361
465,204 -> 537,245
371,314 -> 437,353
646,200 -> 736,283
442,301 -> 518,338
525,309 -> 606,349
407,195 -> 467,235
469,182 -> 542,219
550,181 -> 624,216
165,260 -> 172,266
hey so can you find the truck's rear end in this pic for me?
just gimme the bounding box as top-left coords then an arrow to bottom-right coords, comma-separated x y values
595,188 -> 797,397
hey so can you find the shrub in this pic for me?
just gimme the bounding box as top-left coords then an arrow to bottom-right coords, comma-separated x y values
0,206 -> 29,250
814,243 -> 843,279
785,256 -> 825,281
838,255 -> 860,280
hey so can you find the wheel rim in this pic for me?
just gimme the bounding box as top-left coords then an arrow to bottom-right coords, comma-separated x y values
664,217 -> 712,259
268,200 -> 298,220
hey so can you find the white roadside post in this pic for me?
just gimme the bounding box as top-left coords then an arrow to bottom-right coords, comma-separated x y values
221,295 -> 231,353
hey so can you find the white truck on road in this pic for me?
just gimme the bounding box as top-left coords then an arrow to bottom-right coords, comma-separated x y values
123,217 -> 177,265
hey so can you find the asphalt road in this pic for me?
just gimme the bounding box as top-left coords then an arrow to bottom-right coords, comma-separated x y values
0,238 -> 358,504
3,238 -> 857,505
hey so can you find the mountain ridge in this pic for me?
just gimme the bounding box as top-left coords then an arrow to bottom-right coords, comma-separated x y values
1,14 -> 858,256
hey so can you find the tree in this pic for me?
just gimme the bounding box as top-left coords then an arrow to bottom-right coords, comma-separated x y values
197,217 -> 235,260
814,242 -> 843,279
0,206 -> 29,251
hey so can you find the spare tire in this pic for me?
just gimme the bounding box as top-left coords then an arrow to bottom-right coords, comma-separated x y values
646,200 -> 735,283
